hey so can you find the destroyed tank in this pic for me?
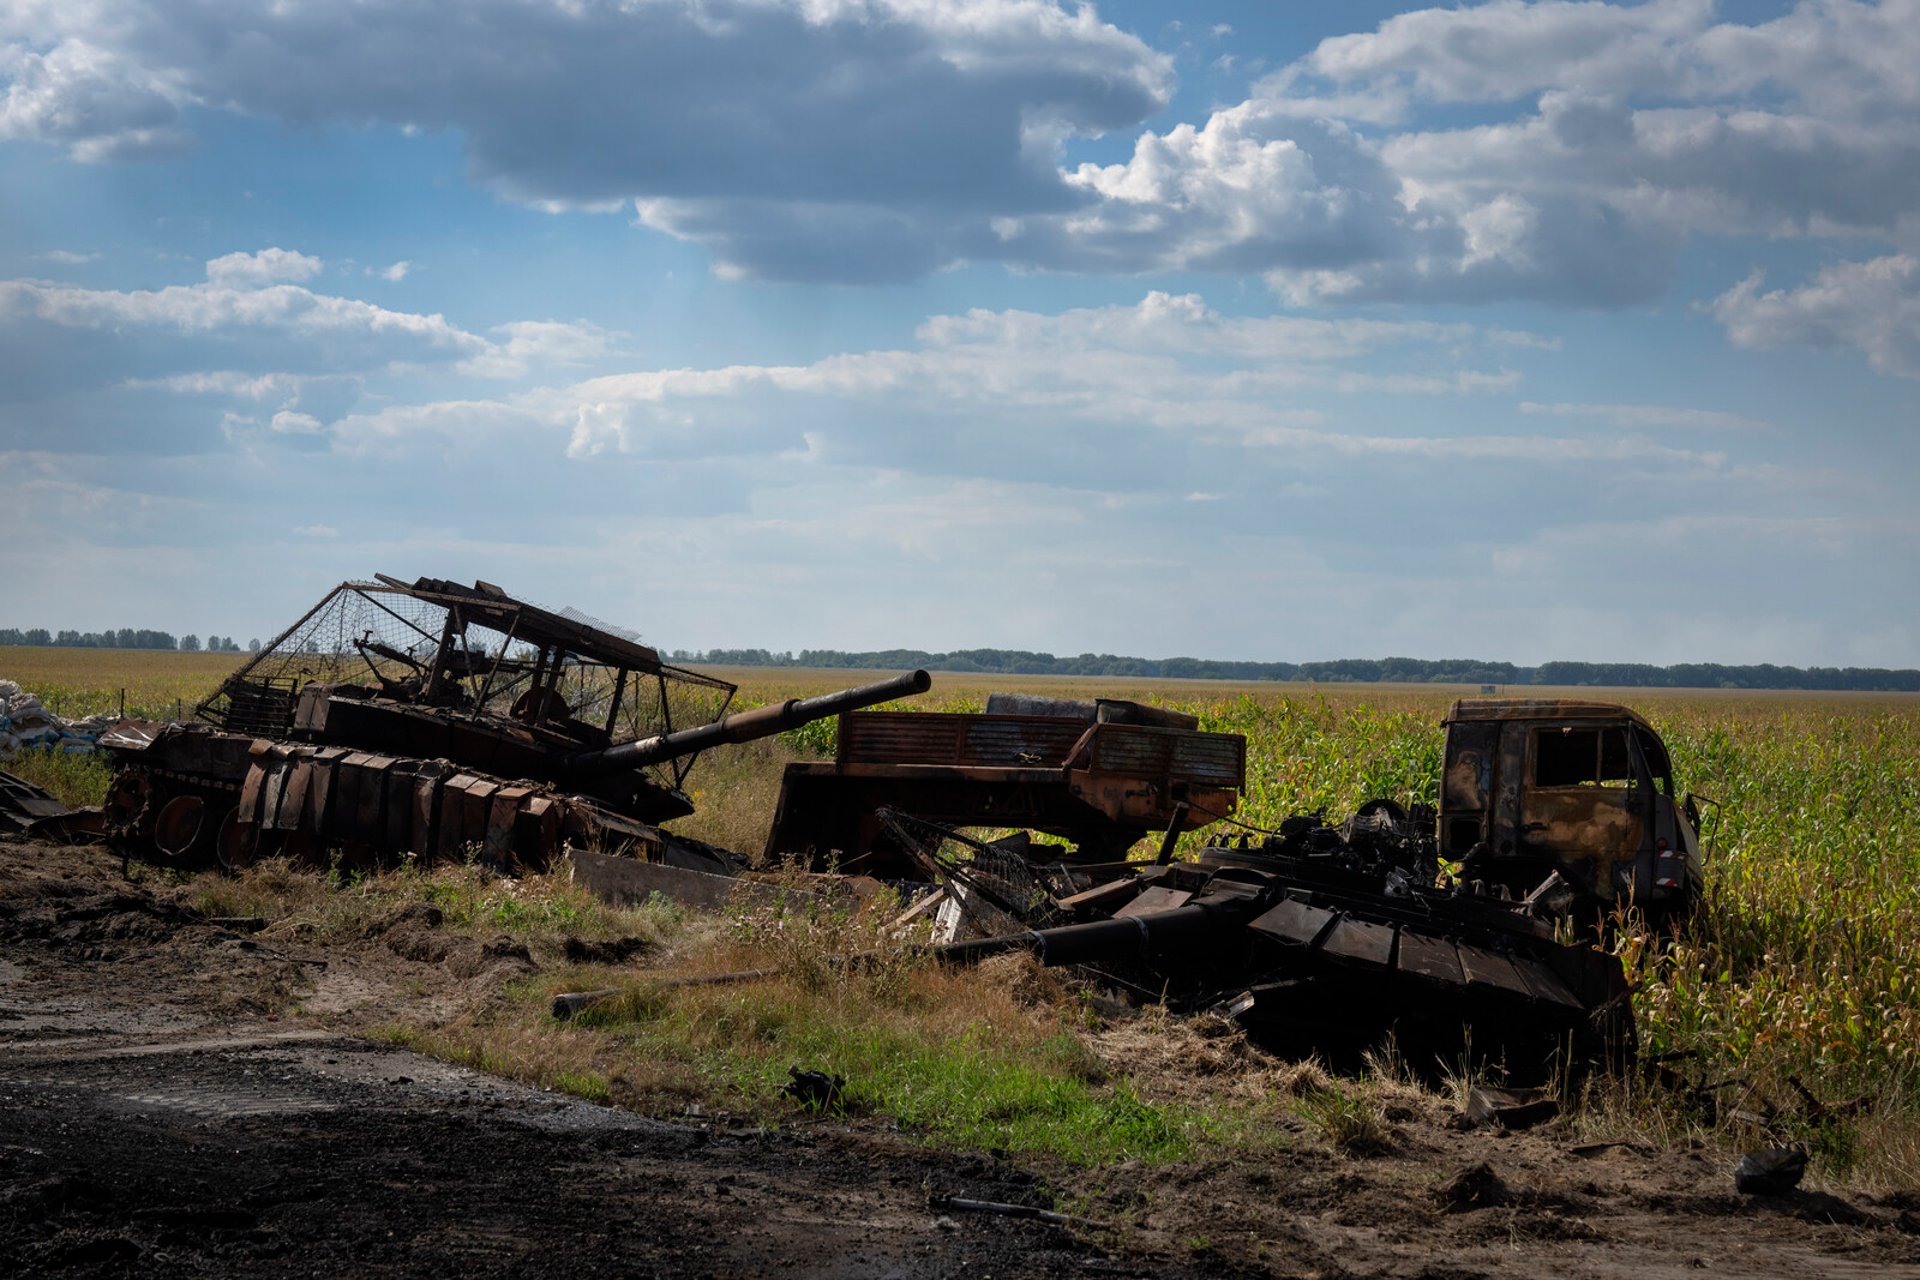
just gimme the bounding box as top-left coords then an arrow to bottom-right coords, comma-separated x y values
98,575 -> 930,874
889,804 -> 1633,1076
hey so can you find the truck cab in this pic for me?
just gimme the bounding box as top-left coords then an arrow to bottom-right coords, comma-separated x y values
1438,699 -> 1702,922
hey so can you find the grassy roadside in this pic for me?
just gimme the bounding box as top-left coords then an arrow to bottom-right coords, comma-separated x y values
173,855 -> 1387,1174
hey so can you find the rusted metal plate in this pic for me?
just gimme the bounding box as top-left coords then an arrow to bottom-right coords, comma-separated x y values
260,766 -> 288,831
1114,886 -> 1194,918
411,772 -> 438,857
1456,945 -> 1536,999
331,763 -> 361,838
1321,916 -> 1396,967
440,774 -> 480,855
1058,877 -> 1151,914
461,777 -> 499,852
1396,931 -> 1465,986
307,756 -> 334,833
1083,723 -> 1247,788
384,762 -> 415,852
486,785 -> 529,864
355,758 -> 386,836
239,762 -> 266,823
0,769 -> 75,824
1248,896 -> 1335,947
837,712 -> 1090,769
1507,957 -> 1584,1008
277,760 -> 313,832
522,794 -> 560,861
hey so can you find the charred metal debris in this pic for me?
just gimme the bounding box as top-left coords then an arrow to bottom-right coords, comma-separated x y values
7,572 -> 1721,1072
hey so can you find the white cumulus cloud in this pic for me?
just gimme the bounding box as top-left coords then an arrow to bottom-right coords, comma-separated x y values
1709,255 -> 1920,379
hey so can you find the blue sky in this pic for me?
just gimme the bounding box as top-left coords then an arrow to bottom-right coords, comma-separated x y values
2,0 -> 1915,666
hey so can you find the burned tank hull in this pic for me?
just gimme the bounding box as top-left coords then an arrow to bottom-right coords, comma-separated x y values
898,806 -> 1632,1077
97,575 -> 930,874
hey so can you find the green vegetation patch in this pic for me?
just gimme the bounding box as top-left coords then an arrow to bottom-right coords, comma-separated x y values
4,746 -> 112,808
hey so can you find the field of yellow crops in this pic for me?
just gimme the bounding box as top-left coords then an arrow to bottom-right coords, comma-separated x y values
6,647 -> 1917,1177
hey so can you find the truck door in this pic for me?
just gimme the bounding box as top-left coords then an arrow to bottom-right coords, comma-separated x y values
1439,719 -> 1498,860
1516,721 -> 1647,903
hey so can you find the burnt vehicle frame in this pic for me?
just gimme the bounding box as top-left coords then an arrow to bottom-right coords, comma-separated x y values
1438,699 -> 1703,922
766,692 -> 1246,877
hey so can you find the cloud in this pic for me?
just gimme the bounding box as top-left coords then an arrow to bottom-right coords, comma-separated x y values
0,274 -> 480,358
268,409 -> 325,435
1518,401 -> 1774,432
0,251 -> 620,389
0,33 -> 192,161
1021,1 -> 1920,312
293,291 -> 1755,495
539,292 -> 1544,459
0,0 -> 1169,282
372,260 -> 411,282
205,248 -> 323,287
1709,255 -> 1920,379
37,249 -> 98,264
8,0 -> 1916,310
458,319 -> 620,378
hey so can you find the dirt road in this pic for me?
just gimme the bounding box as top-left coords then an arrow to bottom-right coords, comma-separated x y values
3,835 -> 1918,1278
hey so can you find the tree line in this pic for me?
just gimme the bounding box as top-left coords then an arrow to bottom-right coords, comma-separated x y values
672,648 -> 1920,692
0,629 -> 260,653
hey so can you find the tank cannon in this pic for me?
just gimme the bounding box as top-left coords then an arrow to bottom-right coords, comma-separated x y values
96,575 -> 931,874
569,672 -> 930,775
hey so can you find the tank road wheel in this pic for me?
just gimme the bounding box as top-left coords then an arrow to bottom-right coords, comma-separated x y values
153,794 -> 209,863
215,808 -> 260,874
103,769 -> 158,861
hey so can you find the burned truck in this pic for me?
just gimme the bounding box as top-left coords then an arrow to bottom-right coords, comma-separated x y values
98,575 -> 929,873
766,692 -> 1247,877
1436,699 -> 1703,925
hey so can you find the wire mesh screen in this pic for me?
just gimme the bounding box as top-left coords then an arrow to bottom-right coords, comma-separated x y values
196,581 -> 736,790
876,808 -> 1058,925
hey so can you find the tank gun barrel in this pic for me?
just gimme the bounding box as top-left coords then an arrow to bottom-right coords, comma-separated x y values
930,894 -> 1255,969
569,669 -> 932,775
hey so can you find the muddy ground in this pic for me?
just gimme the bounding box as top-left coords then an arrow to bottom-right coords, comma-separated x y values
3,836 -> 1918,1278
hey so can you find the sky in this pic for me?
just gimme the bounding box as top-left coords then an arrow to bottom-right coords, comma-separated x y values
2,0 -> 1916,667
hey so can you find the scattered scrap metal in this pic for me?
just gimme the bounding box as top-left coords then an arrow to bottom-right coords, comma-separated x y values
0,768 -> 99,842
